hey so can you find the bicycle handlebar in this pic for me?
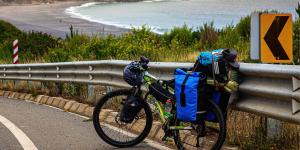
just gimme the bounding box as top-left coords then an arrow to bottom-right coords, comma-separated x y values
139,56 -> 150,70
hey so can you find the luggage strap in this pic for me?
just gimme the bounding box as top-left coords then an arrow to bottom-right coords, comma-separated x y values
180,73 -> 190,107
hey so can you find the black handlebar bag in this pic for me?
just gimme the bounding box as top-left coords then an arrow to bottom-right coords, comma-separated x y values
119,95 -> 143,123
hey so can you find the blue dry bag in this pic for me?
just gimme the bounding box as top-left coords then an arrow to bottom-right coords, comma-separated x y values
175,68 -> 207,122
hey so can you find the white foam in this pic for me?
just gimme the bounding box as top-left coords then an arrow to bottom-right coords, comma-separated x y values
64,2 -> 167,34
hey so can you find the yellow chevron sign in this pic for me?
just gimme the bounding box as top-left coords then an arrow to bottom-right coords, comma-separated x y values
260,14 -> 293,63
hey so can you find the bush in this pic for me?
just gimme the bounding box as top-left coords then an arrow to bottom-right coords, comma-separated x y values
296,2 -> 300,18
85,35 -> 120,60
0,20 -> 23,62
0,20 -> 22,43
19,31 -> 59,58
217,26 -> 240,48
236,16 -> 250,40
163,25 -> 194,48
198,22 -> 219,49
293,18 -> 300,64
117,26 -> 163,60
46,48 -> 70,62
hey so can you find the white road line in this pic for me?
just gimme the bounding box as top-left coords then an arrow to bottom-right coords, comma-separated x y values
101,123 -> 174,150
0,115 -> 38,150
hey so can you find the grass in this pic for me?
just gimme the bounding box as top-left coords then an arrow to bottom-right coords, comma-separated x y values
227,110 -> 300,150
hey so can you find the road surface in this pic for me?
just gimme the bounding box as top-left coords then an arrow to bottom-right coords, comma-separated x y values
0,97 -> 166,150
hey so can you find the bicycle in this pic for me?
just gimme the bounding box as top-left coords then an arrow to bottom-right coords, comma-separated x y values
93,57 -> 226,150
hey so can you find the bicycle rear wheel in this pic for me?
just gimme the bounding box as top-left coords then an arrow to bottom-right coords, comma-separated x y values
174,99 -> 226,150
93,89 -> 153,148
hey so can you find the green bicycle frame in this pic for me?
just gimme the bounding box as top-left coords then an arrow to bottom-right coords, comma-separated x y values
143,73 -> 189,130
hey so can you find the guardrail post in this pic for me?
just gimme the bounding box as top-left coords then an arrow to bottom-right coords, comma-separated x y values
0,80 -> 3,90
28,81 -> 33,93
87,85 -> 96,104
14,80 -> 20,91
2,80 -> 7,90
106,86 -> 113,93
267,118 -> 281,139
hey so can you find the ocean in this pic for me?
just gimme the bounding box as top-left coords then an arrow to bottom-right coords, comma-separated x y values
65,0 -> 299,34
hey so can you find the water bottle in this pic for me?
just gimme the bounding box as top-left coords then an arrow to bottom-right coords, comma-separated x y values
164,99 -> 172,119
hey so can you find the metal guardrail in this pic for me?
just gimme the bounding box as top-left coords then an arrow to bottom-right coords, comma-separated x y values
0,60 -> 299,124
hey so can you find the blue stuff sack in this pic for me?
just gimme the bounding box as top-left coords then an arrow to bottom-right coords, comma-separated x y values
175,68 -> 207,122
198,49 -> 223,66
193,49 -> 228,83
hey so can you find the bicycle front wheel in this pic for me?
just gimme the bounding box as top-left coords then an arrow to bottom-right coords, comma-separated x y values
174,99 -> 226,150
93,89 -> 153,148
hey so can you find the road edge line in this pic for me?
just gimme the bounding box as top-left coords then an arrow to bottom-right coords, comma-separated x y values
0,115 -> 38,150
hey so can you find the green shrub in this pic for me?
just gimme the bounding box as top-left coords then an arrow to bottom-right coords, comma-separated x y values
85,35 -> 120,60
117,26 -> 162,60
198,22 -> 219,49
293,18 -> 300,64
0,20 -> 22,43
0,20 -> 23,62
217,26 -> 240,48
163,24 -> 194,48
296,2 -> 300,18
46,34 -> 92,62
63,34 -> 90,51
20,31 -> 59,57
46,48 -> 69,62
236,16 -> 250,40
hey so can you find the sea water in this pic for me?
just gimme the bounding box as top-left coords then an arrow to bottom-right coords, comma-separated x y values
65,0 -> 299,34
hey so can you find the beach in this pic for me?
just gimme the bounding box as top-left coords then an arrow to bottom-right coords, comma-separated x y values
0,1 -> 128,38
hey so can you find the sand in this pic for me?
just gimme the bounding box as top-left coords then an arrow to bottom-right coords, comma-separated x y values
0,1 -> 128,38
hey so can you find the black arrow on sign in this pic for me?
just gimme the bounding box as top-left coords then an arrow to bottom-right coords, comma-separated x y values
264,16 -> 289,60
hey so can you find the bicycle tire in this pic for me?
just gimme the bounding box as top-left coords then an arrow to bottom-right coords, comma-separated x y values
93,89 -> 153,148
174,99 -> 226,150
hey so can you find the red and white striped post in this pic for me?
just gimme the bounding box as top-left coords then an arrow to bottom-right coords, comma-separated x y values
13,39 -> 19,64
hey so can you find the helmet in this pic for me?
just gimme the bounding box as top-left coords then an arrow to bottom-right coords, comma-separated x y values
123,61 -> 143,86
222,49 -> 239,68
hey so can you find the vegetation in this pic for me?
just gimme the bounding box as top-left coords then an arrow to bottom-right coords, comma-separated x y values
0,17 -> 253,64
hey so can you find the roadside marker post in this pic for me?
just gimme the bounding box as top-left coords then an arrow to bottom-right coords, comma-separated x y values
13,39 -> 19,64
13,39 -> 20,89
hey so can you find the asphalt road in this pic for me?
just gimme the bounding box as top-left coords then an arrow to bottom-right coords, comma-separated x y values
0,97 -> 164,150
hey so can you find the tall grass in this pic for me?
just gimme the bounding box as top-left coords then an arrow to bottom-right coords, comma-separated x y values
227,110 -> 300,150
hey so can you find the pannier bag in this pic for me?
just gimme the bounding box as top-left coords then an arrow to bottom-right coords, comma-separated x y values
205,91 -> 230,122
120,95 -> 143,123
148,82 -> 174,103
175,68 -> 208,122
205,91 -> 221,121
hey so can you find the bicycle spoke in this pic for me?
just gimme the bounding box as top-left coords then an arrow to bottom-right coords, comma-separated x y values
93,89 -> 152,147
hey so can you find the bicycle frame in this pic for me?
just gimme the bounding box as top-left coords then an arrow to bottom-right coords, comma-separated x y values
142,71 -> 193,130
